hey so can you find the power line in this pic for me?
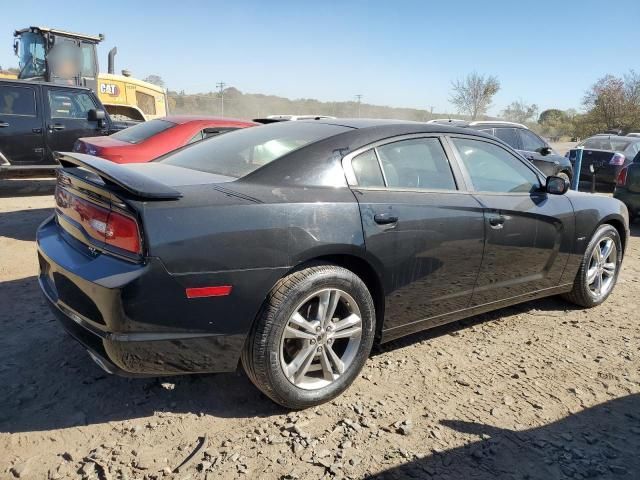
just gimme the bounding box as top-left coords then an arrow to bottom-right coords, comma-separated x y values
355,94 -> 363,117
216,81 -> 226,116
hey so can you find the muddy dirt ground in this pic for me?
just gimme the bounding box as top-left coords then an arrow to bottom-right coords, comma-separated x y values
1,177 -> 639,480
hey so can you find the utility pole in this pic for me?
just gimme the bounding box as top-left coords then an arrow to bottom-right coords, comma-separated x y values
355,94 -> 363,117
216,81 -> 226,116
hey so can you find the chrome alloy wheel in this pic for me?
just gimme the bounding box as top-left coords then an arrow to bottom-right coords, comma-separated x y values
587,236 -> 617,298
279,288 -> 362,390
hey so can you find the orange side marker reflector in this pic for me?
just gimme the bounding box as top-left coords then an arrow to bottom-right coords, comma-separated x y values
186,286 -> 232,298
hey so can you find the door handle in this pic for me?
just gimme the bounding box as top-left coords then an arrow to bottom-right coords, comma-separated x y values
0,122 -> 9,128
32,128 -> 42,134
488,214 -> 505,229
374,213 -> 398,225
49,124 -> 66,131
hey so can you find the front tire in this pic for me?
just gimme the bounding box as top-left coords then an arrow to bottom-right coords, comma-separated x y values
563,224 -> 622,307
242,264 -> 375,409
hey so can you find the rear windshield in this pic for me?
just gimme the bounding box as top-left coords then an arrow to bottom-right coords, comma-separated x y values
159,121 -> 350,178
580,136 -> 631,152
111,119 -> 175,144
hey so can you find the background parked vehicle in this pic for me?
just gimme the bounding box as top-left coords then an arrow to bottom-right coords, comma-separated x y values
38,119 -> 628,409
614,156 -> 640,222
0,78 -> 125,175
567,135 -> 640,191
73,116 -> 257,163
428,120 -> 573,181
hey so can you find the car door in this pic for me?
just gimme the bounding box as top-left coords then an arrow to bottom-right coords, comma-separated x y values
448,135 -> 574,306
518,128 -> 558,176
343,135 -> 485,335
44,87 -> 104,162
0,83 -> 45,165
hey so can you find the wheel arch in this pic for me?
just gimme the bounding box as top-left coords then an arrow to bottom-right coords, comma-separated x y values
600,215 -> 628,255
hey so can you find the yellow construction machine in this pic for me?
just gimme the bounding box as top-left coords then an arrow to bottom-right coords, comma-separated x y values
10,26 -> 167,121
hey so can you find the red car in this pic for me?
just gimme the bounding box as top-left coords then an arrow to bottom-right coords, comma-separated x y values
73,116 -> 258,163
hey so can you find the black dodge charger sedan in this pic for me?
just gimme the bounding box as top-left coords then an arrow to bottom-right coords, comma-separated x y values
37,119 -> 629,408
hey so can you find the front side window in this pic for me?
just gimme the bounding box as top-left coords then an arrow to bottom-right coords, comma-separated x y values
451,137 -> 540,193
48,90 -> 96,119
375,138 -> 456,190
111,119 -> 175,144
0,85 -> 36,116
160,121 -> 349,178
519,129 -> 546,152
493,128 -> 520,149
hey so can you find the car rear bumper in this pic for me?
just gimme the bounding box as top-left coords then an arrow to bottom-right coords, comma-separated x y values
37,215 -> 248,376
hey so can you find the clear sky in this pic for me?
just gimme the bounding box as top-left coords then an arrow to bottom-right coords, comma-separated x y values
2,0 -> 638,115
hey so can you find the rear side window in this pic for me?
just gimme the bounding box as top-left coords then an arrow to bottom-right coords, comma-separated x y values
493,128 -> 520,149
111,119 -> 175,144
0,85 -> 36,116
519,129 -> 546,152
452,137 -> 540,193
161,121 -> 350,178
376,138 -> 456,190
351,150 -> 385,187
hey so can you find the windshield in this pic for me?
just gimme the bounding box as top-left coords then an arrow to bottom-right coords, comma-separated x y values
111,119 -> 175,144
17,32 -> 46,79
160,122 -> 350,178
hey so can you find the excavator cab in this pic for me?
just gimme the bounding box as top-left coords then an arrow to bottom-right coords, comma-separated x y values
14,27 -> 101,92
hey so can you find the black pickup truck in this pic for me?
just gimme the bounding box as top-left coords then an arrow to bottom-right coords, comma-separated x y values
0,78 -> 131,175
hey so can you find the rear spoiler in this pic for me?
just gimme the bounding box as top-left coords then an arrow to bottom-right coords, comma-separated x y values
56,152 -> 182,200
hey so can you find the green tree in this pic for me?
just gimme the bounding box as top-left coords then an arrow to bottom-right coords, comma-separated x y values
449,72 -> 500,120
143,75 -> 165,88
501,100 -> 538,124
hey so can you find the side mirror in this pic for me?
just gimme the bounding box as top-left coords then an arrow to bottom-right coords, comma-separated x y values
538,146 -> 553,156
88,109 -> 106,122
546,175 -> 569,195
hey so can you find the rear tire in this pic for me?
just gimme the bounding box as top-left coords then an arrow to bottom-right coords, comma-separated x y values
242,264 -> 375,409
562,224 -> 622,308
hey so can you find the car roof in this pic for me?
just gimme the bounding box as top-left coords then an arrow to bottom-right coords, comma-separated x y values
162,115 -> 257,126
0,78 -> 92,91
585,134 -> 640,143
308,117 -> 491,136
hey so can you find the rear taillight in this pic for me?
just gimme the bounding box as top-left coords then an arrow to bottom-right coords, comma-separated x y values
617,167 -> 628,186
104,210 -> 141,253
55,187 -> 141,254
610,153 -> 626,166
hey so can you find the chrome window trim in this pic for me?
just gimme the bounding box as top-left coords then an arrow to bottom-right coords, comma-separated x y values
341,133 -> 461,193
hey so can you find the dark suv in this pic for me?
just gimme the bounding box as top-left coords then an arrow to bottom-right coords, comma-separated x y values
428,120 -> 573,181
0,79 -> 124,175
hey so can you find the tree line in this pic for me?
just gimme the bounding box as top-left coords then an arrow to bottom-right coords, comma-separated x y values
153,71 -> 640,140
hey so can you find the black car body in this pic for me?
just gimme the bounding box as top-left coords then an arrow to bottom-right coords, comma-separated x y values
614,156 -> 640,221
37,119 -> 629,407
0,78 -> 126,175
567,135 -> 640,190
429,120 -> 573,180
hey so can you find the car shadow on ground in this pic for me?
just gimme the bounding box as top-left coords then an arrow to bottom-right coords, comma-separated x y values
0,277 -> 287,436
629,222 -> 640,237
0,207 -> 53,241
0,273 -> 587,434
366,393 -> 640,479
0,177 -> 56,198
